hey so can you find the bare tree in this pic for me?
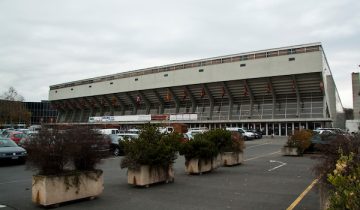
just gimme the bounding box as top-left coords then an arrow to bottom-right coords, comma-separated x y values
0,87 -> 30,126
1,86 -> 25,101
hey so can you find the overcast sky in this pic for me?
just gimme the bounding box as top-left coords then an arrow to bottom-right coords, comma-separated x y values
0,0 -> 359,108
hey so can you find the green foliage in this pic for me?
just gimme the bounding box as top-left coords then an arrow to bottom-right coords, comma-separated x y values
286,129 -> 313,153
202,129 -> 245,153
327,153 -> 360,210
179,133 -> 219,161
120,124 -> 180,170
313,134 -> 360,186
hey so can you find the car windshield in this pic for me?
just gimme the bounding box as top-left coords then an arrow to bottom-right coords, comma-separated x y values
0,139 -> 18,147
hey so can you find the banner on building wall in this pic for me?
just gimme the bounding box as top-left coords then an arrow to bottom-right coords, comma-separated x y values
169,114 -> 198,121
88,114 -> 198,122
88,115 -> 151,122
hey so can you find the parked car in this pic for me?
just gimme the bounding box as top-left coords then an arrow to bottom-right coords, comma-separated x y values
97,128 -> 120,135
7,131 -> 27,145
246,129 -> 263,139
314,128 -> 346,135
109,133 -> 139,156
183,133 -> 193,141
226,127 -> 255,140
109,134 -> 124,156
0,138 -> 27,164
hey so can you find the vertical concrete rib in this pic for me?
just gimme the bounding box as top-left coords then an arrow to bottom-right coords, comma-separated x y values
124,92 -> 137,115
243,80 -> 254,118
101,95 -> 114,116
70,99 -> 82,122
113,94 -> 126,115
203,84 -> 214,120
292,75 -> 301,117
91,96 -> 104,116
153,90 -> 165,114
138,91 -> 151,114
222,81 -> 234,120
184,86 -> 197,113
167,87 -> 180,114
83,97 -> 94,118
267,78 -> 276,119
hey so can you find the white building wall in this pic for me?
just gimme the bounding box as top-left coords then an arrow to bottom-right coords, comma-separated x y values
49,51 -> 323,100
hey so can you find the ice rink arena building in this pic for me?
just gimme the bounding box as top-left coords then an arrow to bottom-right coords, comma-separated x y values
49,42 -> 345,136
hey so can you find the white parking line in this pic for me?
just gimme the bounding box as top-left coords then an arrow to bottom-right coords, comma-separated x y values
244,151 -> 281,161
0,204 -> 7,208
0,179 -> 30,185
246,142 -> 270,149
268,160 -> 287,171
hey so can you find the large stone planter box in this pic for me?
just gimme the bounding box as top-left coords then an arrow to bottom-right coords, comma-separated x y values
221,152 -> 244,166
127,165 -> 174,187
185,158 -> 214,174
320,183 -> 330,210
212,154 -> 222,169
282,146 -> 301,156
32,170 -> 103,206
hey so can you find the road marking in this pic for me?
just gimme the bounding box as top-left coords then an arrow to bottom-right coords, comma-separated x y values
247,142 -> 270,149
0,179 -> 30,185
286,178 -> 319,210
268,160 -> 287,171
244,150 -> 280,161
0,204 -> 6,208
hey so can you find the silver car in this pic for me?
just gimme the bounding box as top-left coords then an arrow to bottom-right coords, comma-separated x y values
0,138 -> 27,163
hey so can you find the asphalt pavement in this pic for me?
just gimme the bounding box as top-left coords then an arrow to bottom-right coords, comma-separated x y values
0,137 -> 320,210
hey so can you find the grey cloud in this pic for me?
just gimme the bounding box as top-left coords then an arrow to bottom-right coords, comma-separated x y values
0,0 -> 359,107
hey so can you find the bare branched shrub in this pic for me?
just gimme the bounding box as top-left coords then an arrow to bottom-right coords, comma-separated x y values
64,126 -> 111,171
25,127 -> 71,175
26,126 -> 110,175
286,129 -> 313,153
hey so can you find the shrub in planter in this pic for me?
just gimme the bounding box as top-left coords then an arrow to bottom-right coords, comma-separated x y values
180,133 -> 219,174
282,129 -> 313,156
25,126 -> 109,206
203,129 -> 245,166
120,124 -> 180,186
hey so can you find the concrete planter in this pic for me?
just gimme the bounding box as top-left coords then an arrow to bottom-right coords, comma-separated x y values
221,152 -> 244,166
32,170 -> 103,206
127,165 -> 174,187
185,158 -> 214,174
282,146 -> 301,156
319,183 -> 330,210
212,154 -> 222,169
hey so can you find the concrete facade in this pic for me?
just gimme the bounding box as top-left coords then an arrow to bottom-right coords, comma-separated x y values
48,43 -> 345,135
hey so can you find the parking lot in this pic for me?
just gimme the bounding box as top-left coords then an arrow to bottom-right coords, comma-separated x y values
0,137 -> 320,210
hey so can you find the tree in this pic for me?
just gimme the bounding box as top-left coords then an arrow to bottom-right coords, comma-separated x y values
1,86 -> 25,101
0,87 -> 30,126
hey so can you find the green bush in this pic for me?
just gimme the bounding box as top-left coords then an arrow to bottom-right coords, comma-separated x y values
179,133 -> 218,161
120,124 -> 180,170
327,153 -> 360,210
203,129 -> 245,153
286,129 -> 313,153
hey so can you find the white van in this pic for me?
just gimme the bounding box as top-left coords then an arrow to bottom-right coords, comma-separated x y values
98,129 -> 120,135
186,127 -> 209,138
158,127 -> 174,134
226,127 -> 255,140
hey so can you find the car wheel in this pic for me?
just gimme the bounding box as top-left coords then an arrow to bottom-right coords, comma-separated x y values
113,147 -> 120,156
244,136 -> 248,140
